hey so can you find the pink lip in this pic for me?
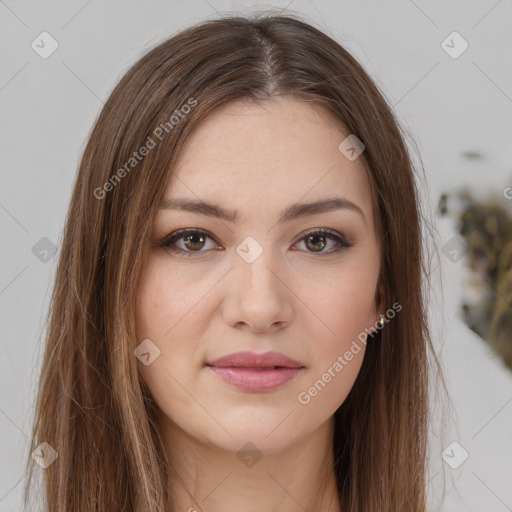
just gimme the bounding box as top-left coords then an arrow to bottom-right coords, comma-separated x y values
206,351 -> 304,392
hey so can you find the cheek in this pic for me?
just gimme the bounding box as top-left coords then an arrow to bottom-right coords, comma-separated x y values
295,293 -> 369,415
296,262 -> 378,342
293,264 -> 376,407
135,265 -> 202,428
136,264 -> 167,341
308,287 -> 369,378
135,259 -> 209,394
135,258 -> 206,342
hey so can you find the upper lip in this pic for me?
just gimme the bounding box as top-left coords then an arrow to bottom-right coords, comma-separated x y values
206,351 -> 304,369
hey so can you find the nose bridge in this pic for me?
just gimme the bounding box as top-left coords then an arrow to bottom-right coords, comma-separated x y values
236,238 -> 283,297
224,236 -> 293,331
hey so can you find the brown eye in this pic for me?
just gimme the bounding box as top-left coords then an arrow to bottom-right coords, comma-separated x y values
295,229 -> 353,255
182,233 -> 207,251
161,229 -> 219,257
161,228 -> 353,258
305,233 -> 328,252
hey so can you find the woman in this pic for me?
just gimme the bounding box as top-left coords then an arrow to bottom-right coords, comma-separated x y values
25,12 -> 447,512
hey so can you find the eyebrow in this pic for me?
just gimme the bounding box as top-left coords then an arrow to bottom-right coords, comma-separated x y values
159,196 -> 366,225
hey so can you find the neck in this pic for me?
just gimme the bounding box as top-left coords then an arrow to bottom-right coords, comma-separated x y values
159,415 -> 341,512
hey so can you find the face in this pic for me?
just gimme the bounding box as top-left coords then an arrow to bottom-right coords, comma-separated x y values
135,96 -> 384,454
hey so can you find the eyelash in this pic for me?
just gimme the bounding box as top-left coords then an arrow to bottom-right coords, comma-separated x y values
160,228 -> 353,258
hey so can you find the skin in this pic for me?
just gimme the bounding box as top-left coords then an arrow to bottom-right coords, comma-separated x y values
135,95 -> 385,512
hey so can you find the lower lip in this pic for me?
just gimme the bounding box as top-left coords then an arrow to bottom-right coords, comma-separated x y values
207,366 -> 303,392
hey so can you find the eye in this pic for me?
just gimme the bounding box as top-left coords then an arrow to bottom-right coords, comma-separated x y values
161,229 -> 221,257
160,228 -> 353,258
292,229 -> 353,255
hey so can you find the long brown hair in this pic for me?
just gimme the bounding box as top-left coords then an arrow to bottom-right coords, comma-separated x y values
24,11 -> 448,512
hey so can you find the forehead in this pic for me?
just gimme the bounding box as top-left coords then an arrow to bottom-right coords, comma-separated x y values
163,96 -> 375,227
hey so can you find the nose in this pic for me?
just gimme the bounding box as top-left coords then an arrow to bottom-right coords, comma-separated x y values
222,250 -> 294,334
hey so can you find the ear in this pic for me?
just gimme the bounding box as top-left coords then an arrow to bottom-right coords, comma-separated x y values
368,277 -> 386,334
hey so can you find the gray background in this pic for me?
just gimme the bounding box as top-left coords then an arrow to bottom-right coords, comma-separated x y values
1,1 -> 511,510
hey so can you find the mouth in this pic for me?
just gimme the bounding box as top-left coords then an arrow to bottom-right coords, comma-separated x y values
206,351 -> 304,392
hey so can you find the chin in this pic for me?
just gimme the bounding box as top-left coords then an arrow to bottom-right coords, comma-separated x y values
206,427 -> 301,457
199,403 -> 313,455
